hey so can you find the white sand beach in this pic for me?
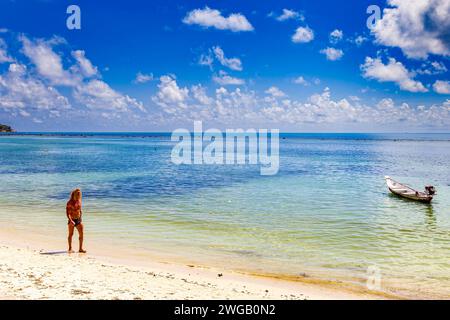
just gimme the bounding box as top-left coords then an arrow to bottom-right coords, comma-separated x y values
0,230 -> 390,300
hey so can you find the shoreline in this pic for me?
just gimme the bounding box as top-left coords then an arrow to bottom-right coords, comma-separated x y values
0,227 -> 392,300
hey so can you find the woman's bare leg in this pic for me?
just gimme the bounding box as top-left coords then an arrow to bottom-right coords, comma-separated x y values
76,223 -> 86,253
68,224 -> 75,253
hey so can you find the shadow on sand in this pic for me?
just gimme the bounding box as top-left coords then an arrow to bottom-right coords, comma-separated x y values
39,251 -> 68,255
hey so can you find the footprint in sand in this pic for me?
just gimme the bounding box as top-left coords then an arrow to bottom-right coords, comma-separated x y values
71,289 -> 92,295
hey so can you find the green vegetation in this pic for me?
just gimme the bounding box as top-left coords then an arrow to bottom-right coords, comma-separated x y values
0,124 -> 14,132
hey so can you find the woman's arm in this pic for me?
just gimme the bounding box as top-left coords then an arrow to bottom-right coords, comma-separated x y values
66,203 -> 74,225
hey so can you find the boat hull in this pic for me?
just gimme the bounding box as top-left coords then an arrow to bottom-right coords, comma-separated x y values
388,187 -> 433,203
385,176 -> 433,203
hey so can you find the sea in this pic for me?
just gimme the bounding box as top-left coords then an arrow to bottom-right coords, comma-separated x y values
0,132 -> 449,298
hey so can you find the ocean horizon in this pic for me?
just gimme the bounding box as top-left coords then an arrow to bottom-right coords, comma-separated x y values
2,132 -> 450,140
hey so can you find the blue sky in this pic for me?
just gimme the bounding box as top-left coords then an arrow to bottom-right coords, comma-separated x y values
0,0 -> 449,132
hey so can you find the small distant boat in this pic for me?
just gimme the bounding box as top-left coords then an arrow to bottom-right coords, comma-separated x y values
385,176 -> 436,203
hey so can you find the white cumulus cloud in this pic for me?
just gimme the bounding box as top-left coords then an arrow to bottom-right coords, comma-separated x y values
293,76 -> 309,86
0,38 -> 14,63
1,34 -> 145,123
320,47 -> 344,61
74,79 -> 145,112
329,29 -> 343,43
212,46 -> 242,71
192,84 -> 214,106
198,54 -> 214,69
20,35 -> 79,86
183,7 -> 254,32
212,71 -> 245,86
416,61 -> 448,75
71,50 -> 98,78
292,26 -> 314,43
265,86 -> 286,97
433,80 -> 450,94
148,77 -> 450,130
361,57 -> 428,92
134,72 -> 153,84
372,0 -> 450,59
274,9 -> 304,21
354,35 -> 368,46
0,63 -> 70,113
152,75 -> 190,113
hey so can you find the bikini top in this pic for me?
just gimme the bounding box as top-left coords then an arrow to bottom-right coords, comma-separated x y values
67,200 -> 81,210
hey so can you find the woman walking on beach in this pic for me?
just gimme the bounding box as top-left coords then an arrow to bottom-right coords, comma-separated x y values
66,188 -> 86,253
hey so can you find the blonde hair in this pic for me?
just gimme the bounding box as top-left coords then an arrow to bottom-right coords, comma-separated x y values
70,188 -> 82,202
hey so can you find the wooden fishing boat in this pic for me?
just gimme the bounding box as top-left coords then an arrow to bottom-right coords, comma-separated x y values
384,176 -> 435,203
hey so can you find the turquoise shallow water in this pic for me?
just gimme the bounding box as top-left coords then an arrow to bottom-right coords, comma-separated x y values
0,133 -> 449,298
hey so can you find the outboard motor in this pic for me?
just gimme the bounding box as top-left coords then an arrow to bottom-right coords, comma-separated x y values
425,185 -> 436,195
